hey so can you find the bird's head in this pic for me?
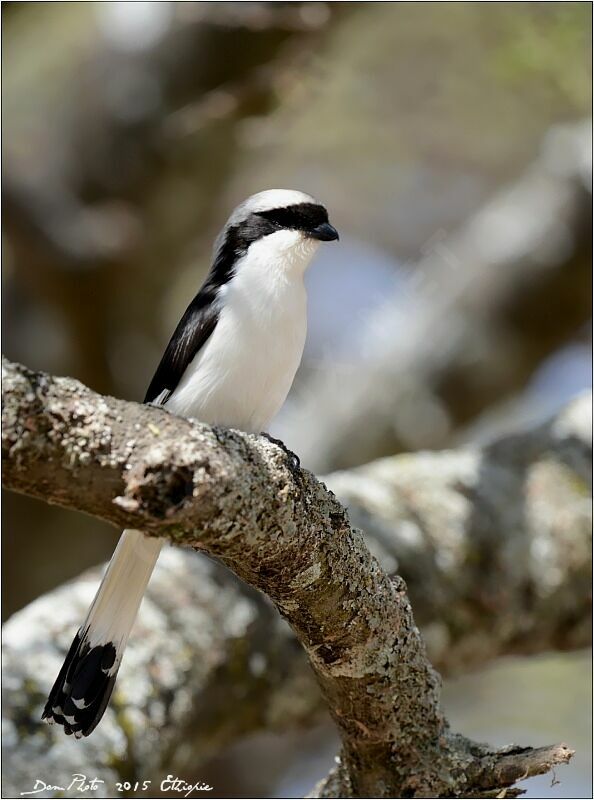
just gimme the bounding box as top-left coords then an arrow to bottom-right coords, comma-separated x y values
213,189 -> 339,278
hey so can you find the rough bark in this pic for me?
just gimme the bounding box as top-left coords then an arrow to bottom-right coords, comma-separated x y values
2,357 -> 581,798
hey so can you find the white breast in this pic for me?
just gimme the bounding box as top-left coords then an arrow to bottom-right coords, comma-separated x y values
166,231 -> 316,433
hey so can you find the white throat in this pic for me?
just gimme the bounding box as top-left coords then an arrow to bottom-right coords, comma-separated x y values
240,229 -> 321,278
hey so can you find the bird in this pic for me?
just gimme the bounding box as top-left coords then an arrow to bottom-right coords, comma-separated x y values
42,189 -> 339,738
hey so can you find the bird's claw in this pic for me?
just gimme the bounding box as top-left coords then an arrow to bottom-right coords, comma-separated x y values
260,432 -> 301,472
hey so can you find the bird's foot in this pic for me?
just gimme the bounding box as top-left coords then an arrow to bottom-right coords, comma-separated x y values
260,432 -> 301,473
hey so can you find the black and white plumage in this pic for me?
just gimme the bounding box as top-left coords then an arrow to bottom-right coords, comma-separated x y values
42,189 -> 338,737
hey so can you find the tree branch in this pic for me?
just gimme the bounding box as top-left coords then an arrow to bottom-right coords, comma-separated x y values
2,357 -> 578,797
3,389 -> 589,792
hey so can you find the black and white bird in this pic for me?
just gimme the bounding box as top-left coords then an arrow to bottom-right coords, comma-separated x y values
42,189 -> 338,737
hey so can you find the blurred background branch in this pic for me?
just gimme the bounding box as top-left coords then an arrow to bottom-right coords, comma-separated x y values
277,121 -> 592,471
3,549 -> 315,799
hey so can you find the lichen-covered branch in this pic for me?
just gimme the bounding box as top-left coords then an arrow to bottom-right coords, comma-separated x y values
2,357 -> 578,797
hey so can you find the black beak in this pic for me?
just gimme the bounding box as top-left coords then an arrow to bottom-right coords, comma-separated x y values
310,222 -> 339,242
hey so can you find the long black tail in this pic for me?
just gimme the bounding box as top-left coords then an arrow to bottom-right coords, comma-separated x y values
42,628 -> 118,737
42,529 -> 162,738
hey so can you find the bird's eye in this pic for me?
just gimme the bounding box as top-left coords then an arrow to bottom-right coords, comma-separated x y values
261,214 -> 284,230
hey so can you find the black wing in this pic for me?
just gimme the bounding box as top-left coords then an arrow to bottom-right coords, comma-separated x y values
143,289 -> 220,405
144,212 -> 274,405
